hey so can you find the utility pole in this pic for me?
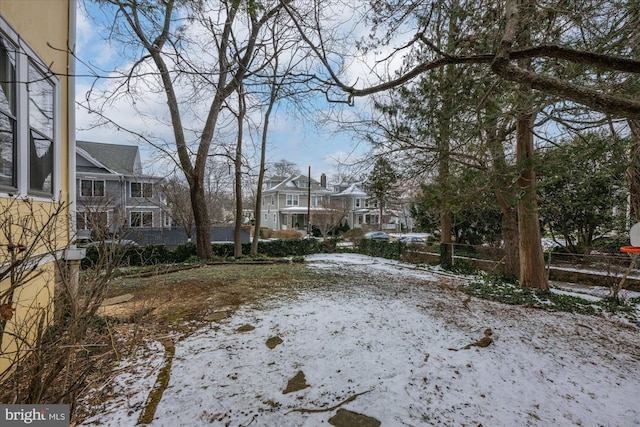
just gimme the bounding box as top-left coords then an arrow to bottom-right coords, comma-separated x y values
307,165 -> 311,237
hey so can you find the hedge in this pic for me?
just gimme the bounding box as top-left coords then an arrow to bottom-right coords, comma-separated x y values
81,237 -> 408,269
81,238 -> 327,269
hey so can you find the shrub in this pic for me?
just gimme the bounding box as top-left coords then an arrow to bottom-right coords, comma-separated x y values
172,242 -> 197,262
448,259 -> 478,275
357,239 -> 405,260
273,229 -> 303,240
259,227 -> 272,239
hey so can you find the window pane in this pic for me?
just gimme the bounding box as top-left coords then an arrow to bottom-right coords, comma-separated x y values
29,130 -> 53,194
0,36 -> 16,116
76,212 -> 86,230
130,212 -> 141,227
94,180 -> 105,197
0,36 -> 16,188
143,183 -> 153,197
142,212 -> 153,227
28,64 -> 54,138
0,112 -> 15,187
81,180 -> 92,196
131,182 -> 141,197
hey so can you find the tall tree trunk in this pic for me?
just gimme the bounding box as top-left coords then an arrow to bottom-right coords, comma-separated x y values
491,0 -> 547,289
629,119 -> 640,223
501,206 -> 520,280
516,113 -> 548,289
234,88 -> 246,258
438,88 -> 453,268
493,181 -> 520,281
485,102 -> 520,280
191,181 -> 212,259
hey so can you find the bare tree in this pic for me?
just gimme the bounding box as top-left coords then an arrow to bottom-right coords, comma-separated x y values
251,18 -> 311,255
160,176 -> 194,239
86,0 -> 293,258
205,157 -> 234,225
313,199 -> 348,238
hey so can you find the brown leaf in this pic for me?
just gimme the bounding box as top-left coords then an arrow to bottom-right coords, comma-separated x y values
0,304 -> 14,321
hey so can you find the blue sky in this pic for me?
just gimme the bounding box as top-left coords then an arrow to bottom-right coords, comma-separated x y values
74,2 -> 375,183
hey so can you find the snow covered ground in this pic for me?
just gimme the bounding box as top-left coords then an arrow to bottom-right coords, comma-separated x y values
80,253 -> 640,426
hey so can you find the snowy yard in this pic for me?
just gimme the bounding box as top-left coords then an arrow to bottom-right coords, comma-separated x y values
80,253 -> 640,426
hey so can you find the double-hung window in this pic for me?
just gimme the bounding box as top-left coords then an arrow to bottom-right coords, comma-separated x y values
131,182 -> 153,198
0,20 -> 59,197
80,179 -> 105,197
286,194 -> 299,206
130,211 -> 153,228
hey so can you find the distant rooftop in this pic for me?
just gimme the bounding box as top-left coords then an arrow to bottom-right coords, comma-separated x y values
77,140 -> 142,175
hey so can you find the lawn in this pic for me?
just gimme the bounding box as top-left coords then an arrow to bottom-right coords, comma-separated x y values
78,254 -> 640,426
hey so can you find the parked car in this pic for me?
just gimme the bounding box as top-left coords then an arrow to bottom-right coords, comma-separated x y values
363,231 -> 390,241
398,236 -> 426,245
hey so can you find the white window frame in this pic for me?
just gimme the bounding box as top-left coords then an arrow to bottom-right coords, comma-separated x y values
354,198 -> 362,208
80,179 -> 105,197
130,211 -> 153,228
130,181 -> 153,198
311,195 -> 322,207
0,18 -> 60,199
286,194 -> 299,206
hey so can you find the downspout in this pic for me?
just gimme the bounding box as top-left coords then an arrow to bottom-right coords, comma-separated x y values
68,0 -> 77,242
65,0 -> 85,307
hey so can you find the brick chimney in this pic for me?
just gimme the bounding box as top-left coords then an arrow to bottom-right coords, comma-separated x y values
320,173 -> 327,188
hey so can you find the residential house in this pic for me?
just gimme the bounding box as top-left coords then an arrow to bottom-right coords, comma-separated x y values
75,140 -> 171,239
0,0 -> 76,370
260,175 -> 405,232
261,174 -> 333,231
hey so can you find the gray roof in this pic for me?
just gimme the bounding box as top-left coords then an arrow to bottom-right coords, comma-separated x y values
263,174 -> 332,194
77,140 -> 141,175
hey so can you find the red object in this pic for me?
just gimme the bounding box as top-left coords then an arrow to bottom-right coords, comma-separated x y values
620,246 -> 640,253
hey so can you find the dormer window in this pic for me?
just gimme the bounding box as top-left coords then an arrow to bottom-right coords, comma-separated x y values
299,180 -> 309,188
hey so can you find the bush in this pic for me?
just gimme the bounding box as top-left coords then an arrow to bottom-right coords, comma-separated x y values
172,242 -> 197,262
592,235 -> 631,254
259,227 -> 272,239
255,238 -> 322,257
357,239 -> 406,260
273,229 -> 303,239
448,259 -> 478,275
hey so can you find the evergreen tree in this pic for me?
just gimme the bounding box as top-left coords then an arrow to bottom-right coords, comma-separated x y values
365,158 -> 399,230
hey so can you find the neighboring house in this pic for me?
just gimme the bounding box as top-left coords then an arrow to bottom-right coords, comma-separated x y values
0,1 -> 76,370
260,175 -> 405,232
76,140 -> 171,239
331,181 -> 377,229
261,174 -> 333,231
